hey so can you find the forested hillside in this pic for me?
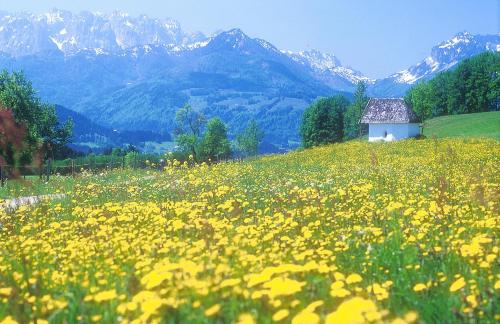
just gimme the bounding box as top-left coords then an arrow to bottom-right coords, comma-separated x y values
405,52 -> 499,120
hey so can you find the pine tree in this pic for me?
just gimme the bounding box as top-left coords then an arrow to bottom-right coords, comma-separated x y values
344,82 -> 369,139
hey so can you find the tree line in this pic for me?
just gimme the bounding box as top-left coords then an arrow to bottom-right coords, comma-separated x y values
405,52 -> 499,120
2,51 -> 497,166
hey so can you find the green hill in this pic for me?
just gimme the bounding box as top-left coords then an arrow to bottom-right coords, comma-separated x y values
423,111 -> 500,140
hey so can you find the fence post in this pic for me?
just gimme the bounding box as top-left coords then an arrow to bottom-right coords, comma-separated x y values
71,159 -> 75,178
0,165 -> 4,187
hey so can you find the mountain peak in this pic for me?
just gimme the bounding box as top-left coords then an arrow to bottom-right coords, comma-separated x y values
207,28 -> 255,51
218,28 -> 250,41
0,9 -> 206,57
437,31 -> 474,50
226,28 -> 245,36
455,31 -> 472,37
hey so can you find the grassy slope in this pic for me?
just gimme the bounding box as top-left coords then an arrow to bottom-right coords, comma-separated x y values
423,111 -> 500,140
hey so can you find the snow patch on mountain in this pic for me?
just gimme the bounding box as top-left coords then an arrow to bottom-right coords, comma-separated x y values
283,49 -> 374,86
49,36 -> 64,51
333,66 -> 375,84
439,32 -> 471,49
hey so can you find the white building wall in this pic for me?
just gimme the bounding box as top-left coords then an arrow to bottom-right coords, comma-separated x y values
368,123 -> 420,142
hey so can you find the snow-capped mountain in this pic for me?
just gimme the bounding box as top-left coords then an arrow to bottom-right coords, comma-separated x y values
283,49 -> 373,91
0,9 -> 368,91
0,9 -> 498,146
0,9 -> 206,57
370,31 -> 500,96
0,25 -> 345,147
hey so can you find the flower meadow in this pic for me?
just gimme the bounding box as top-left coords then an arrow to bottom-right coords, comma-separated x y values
0,138 -> 499,323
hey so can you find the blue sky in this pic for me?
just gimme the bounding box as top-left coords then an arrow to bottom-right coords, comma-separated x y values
1,0 -> 498,78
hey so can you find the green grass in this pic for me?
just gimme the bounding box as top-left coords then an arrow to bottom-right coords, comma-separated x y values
0,168 -> 154,200
423,111 -> 500,140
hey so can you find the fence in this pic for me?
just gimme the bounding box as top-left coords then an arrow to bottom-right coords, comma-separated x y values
0,155 -> 166,186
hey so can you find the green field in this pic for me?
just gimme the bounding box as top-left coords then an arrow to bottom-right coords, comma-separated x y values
423,111 -> 500,140
0,138 -> 498,323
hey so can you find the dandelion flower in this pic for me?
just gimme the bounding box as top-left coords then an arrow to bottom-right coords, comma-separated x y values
413,283 -> 427,292
449,277 -> 466,292
272,309 -> 289,321
204,304 -> 221,317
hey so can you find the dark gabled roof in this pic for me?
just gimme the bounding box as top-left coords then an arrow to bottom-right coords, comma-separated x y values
360,98 -> 420,124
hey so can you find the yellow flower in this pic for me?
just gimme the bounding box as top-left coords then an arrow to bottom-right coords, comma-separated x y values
325,297 -> 378,324
0,288 -> 12,296
413,283 -> 427,292
333,272 -> 345,281
368,283 -> 389,301
305,300 -> 324,312
204,304 -> 221,317
142,298 -> 163,314
237,313 -> 255,324
220,278 -> 241,288
346,273 -> 363,284
141,271 -> 173,289
330,281 -> 345,290
466,295 -> 478,308
449,277 -> 466,292
291,310 -> 319,324
272,309 -> 289,321
127,302 -> 138,311
404,311 -> 418,322
263,277 -> 305,298
94,289 -> 117,302
0,316 -> 18,324
330,287 -> 351,298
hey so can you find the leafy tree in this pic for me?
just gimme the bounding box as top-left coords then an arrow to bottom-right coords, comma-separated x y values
236,120 -> 263,157
300,95 -> 349,148
405,52 -> 499,120
344,82 -> 369,139
201,118 -> 231,161
0,70 -> 72,164
174,104 -> 206,161
405,82 -> 433,120
175,104 -> 206,137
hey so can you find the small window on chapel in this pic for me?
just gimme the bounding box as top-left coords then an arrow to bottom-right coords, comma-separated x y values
383,131 -> 388,138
